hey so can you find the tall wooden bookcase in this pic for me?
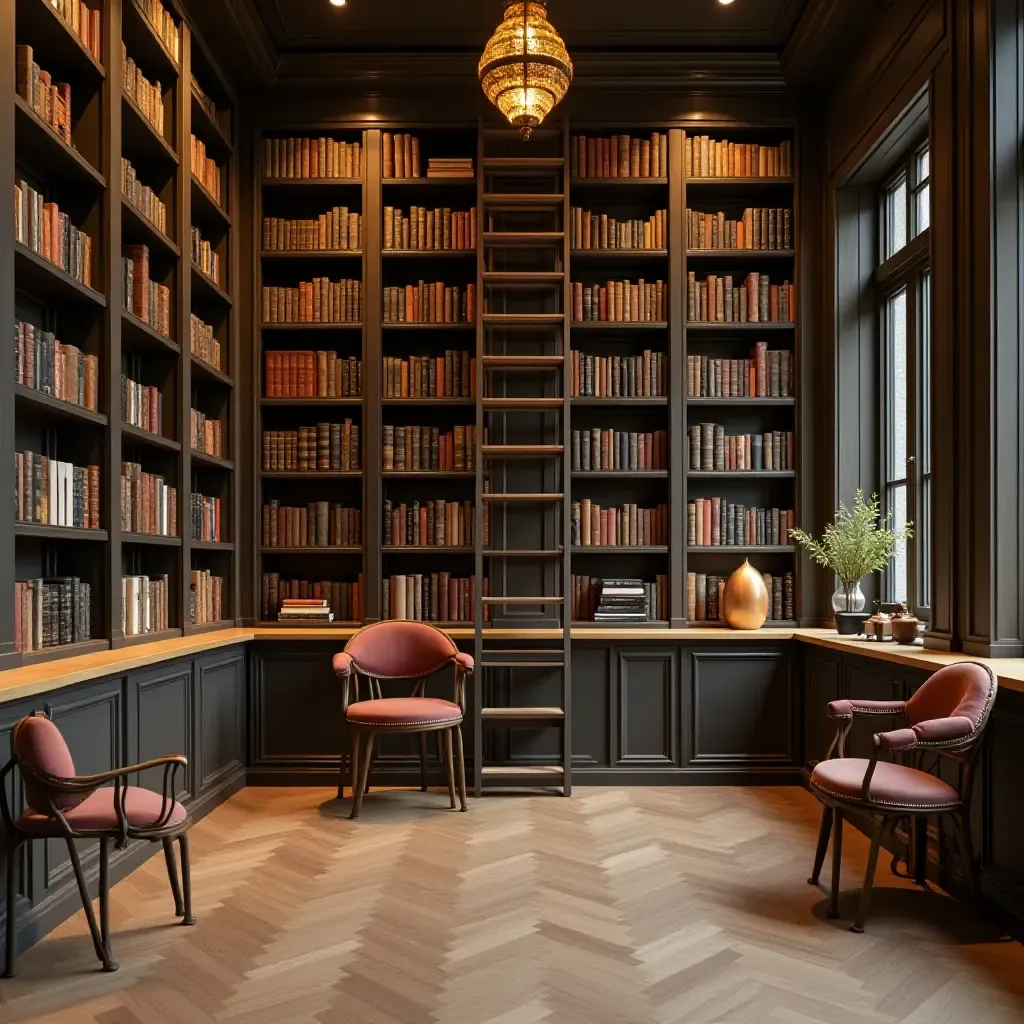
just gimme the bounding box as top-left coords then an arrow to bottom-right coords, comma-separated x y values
0,0 -> 239,666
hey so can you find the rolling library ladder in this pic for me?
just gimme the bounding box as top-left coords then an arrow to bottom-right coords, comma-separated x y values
472,127 -> 572,796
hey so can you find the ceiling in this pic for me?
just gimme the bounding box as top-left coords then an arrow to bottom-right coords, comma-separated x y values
249,0 -> 810,54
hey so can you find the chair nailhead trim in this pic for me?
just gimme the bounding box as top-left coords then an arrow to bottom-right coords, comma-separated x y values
348,716 -> 463,727
810,781 -> 957,810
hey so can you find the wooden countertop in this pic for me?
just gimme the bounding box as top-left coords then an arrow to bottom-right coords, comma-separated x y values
1,625 -> 1022,706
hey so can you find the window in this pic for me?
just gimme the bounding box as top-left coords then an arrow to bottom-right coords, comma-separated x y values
878,141 -> 931,619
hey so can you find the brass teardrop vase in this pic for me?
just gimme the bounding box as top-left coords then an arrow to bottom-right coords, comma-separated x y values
722,559 -> 769,630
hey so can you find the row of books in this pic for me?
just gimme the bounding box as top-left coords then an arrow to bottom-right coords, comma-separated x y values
382,575 -> 484,623
571,280 -> 666,323
15,182 -> 93,288
686,273 -> 794,324
688,425 -> 795,472
16,47 -> 71,145
191,493 -> 221,543
264,351 -> 362,398
123,244 -> 171,336
16,453 -> 100,529
684,138 -> 792,179
122,45 -> 165,139
262,137 -> 363,180
261,209 -> 361,252
383,353 -> 475,398
383,500 -> 477,548
121,463 -> 177,537
15,578 -> 92,652
122,157 -> 168,235
15,320 -> 99,413
190,408 -> 223,457
382,424 -> 477,472
191,77 -> 226,133
190,314 -> 221,371
570,134 -> 668,179
260,280 -> 363,325
191,134 -> 222,206
122,375 -> 163,435
122,574 -> 169,637
137,0 -> 180,63
687,345 -> 794,399
382,133 -> 424,179
190,570 -> 223,625
572,576 -> 667,623
383,207 -> 476,251
262,502 -> 362,548
571,501 -> 668,548
382,282 -> 476,324
687,571 -> 794,622
686,208 -> 793,251
261,422 -> 361,473
275,598 -> 334,623
191,228 -> 220,286
570,209 -> 667,251
261,576 -> 364,622
571,350 -> 666,398
46,2 -> 103,62
688,501 -> 795,548
572,429 -> 668,473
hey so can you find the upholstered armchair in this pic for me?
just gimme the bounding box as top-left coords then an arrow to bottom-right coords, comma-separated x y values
332,620 -> 474,817
807,661 -> 996,932
1,712 -> 193,975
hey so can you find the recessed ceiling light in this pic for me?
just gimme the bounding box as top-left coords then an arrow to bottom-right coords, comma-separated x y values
329,0 -> 346,7
718,0 -> 736,5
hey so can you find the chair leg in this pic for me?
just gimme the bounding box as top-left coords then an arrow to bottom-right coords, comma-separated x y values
442,728 -> 456,810
828,808 -> 843,919
364,733 -> 373,794
952,810 -> 980,900
852,816 -> 887,933
808,805 -> 832,886
419,733 -> 429,793
913,815 -> 929,885
351,732 -> 374,819
99,837 -> 112,956
453,725 -> 468,812
178,833 -> 197,926
3,839 -> 20,978
162,836 -> 184,917
349,730 -> 361,806
336,730 -> 349,801
64,836 -> 117,971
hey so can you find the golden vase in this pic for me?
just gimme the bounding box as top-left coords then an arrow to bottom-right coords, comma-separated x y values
722,560 -> 769,630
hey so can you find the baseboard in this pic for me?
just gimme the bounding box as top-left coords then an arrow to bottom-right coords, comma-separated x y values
573,766 -> 805,785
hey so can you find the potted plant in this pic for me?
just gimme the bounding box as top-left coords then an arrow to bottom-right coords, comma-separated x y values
790,490 -> 913,635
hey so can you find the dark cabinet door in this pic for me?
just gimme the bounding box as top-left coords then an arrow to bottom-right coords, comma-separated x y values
194,649 -> 245,795
803,649 -> 841,768
615,648 -> 680,768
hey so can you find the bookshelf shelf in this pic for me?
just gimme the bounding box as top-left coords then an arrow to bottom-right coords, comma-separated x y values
14,95 -> 106,189
570,249 -> 668,259
121,628 -> 183,648
569,177 -> 668,188
14,384 -> 108,426
190,450 -> 234,471
381,471 -> 476,479
381,322 -> 476,331
18,0 -> 107,79
382,546 -> 474,554
190,541 -> 235,551
123,533 -> 183,547
121,423 -> 182,452
121,309 -> 180,355
686,397 -> 795,407
687,546 -> 796,554
570,397 -> 668,407
687,470 -> 796,479
14,523 -> 109,542
572,546 -> 669,555
121,198 -> 181,258
121,92 -> 178,166
262,547 -> 362,555
191,355 -> 233,388
190,85 -> 233,155
190,175 -> 231,228
21,638 -> 111,665
383,176 -> 477,186
260,471 -> 362,480
382,249 -> 476,259
122,0 -> 180,78
184,620 -> 236,636
684,176 -> 794,190
382,397 -> 475,406
261,322 -> 363,332
686,249 -> 795,259
14,242 -> 107,307
259,397 -> 361,408
261,177 -> 364,190
259,250 -> 362,260
571,470 -> 668,479
686,322 -> 794,332
190,263 -> 232,306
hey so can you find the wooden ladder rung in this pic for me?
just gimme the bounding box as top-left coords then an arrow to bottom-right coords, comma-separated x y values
483,548 -> 564,558
481,398 -> 563,410
481,596 -> 566,604
482,356 -> 564,368
482,492 -> 564,501
481,444 -> 564,457
480,765 -> 565,777
482,192 -> 565,207
481,661 -> 565,668
481,707 -> 565,721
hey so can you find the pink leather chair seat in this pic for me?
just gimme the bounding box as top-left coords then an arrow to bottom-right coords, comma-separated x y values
17,787 -> 187,833
346,697 -> 463,728
811,758 -> 959,809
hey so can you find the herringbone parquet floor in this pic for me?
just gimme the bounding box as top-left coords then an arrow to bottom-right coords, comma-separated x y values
1,786 -> 1022,1023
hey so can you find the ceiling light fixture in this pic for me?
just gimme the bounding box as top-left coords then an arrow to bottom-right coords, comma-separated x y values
718,0 -> 736,5
479,1 -> 573,139
329,0 -> 346,7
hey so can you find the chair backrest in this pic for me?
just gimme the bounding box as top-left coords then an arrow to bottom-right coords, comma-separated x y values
905,662 -> 996,740
11,714 -> 79,812
342,620 -> 459,679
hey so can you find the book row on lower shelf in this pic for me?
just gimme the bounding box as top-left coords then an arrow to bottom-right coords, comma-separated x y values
382,283 -> 476,324
14,182 -> 94,289
122,158 -> 169,236
688,500 -> 795,547
261,280 -> 363,325
191,135 -> 223,208
571,134 -> 668,179
261,502 -> 362,548
190,314 -> 222,372
122,377 -> 163,435
383,353 -> 475,398
570,209 -> 666,251
122,48 -> 165,139
264,351 -> 362,398
191,495 -> 222,543
16,48 -> 71,144
384,206 -> 476,252
15,320 -> 99,413
191,229 -> 221,287
261,575 -> 365,623
262,422 -> 361,472
383,499 -> 482,548
571,501 -> 668,547
383,574 -> 487,624
684,137 -> 792,179
190,570 -> 224,626
382,424 -> 477,472
123,575 -> 169,637
689,425 -> 795,472
572,429 -> 668,472
687,570 -> 794,623
121,463 -> 177,537
686,208 -> 793,252
34,3 -> 103,60
262,209 -> 362,253
262,137 -> 363,180
136,0 -> 181,61
16,453 -> 100,529
687,273 -> 794,324
123,245 -> 171,336
190,409 -> 224,457
571,350 -> 667,398
571,575 -> 668,623
15,578 -> 92,653
571,281 -> 666,323
688,346 -> 793,398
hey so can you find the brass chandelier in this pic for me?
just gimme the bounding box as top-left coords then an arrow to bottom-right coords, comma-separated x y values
478,2 -> 573,138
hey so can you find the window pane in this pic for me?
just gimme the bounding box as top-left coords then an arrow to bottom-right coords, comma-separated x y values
921,475 -> 931,607
886,175 -> 908,258
887,288 -> 908,482
916,183 -> 930,233
889,483 -> 909,603
920,273 -> 931,475
917,146 -> 930,184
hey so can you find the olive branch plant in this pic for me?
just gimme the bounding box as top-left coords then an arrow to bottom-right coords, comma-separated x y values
790,490 -> 913,608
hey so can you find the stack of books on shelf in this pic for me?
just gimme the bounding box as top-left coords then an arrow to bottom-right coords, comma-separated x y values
571,280 -> 665,322
262,422 -> 360,472
571,134 -> 668,178
123,158 -> 169,234
384,207 -> 475,250
382,133 -> 420,178
277,598 -> 333,623
45,2 -> 103,60
122,574 -> 169,637
191,228 -> 220,285
262,209 -> 361,252
686,208 -> 792,250
382,574 -> 485,623
383,499 -> 477,547
427,157 -> 473,179
687,344 -> 793,398
122,376 -> 163,434
190,408 -> 223,457
570,209 -> 666,251
261,279 -> 362,324
572,429 -> 667,472
687,570 -> 794,622
123,245 -> 170,334
686,272 -> 794,323
191,493 -> 221,542
15,182 -> 94,287
383,352 -> 475,398
16,453 -> 100,529
687,500 -> 794,547
189,569 -> 223,625
15,321 -> 99,412
15,578 -> 92,652
190,314 -> 221,370
262,137 -> 363,179
261,576 -> 364,622
121,463 -> 177,536
571,350 -> 666,397
262,502 -> 361,547
685,138 -> 792,179
382,282 -> 476,324
16,47 -> 71,143
382,424 -> 477,471
571,501 -> 667,547
191,78 -> 225,130
572,575 -> 667,622
137,0 -> 181,62
688,424 -> 794,472
264,351 -> 361,397
122,47 -> 165,137
190,135 -> 222,204
595,578 -> 649,622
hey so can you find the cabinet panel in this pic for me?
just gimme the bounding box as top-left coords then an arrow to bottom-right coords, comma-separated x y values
803,649 -> 840,766
128,662 -> 193,804
616,649 -> 679,766
195,650 -> 245,792
689,649 -> 795,765
571,645 -> 611,767
0,700 -> 32,927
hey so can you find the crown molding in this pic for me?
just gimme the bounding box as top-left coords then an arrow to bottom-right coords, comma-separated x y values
181,0 -> 278,86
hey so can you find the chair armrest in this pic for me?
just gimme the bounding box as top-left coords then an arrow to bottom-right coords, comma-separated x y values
828,699 -> 907,720
333,652 -> 354,678
455,651 -> 475,675
876,715 -> 976,752
40,754 -> 188,793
